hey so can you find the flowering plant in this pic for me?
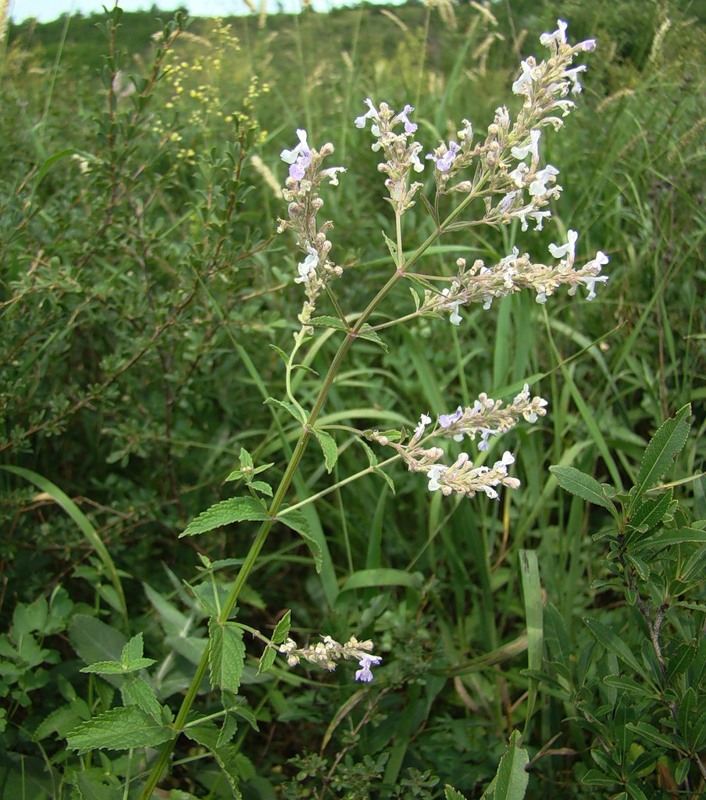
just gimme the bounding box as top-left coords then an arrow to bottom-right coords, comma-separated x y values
66,20 -> 608,798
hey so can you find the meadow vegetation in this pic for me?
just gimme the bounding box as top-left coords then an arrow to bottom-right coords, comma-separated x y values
1,0 -> 705,797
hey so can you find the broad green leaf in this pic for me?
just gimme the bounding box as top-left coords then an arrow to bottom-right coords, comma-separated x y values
181,497 -> 268,537
69,615 -> 127,686
583,618 -> 646,679
183,720 -> 243,798
208,619 -> 245,694
249,480 -> 273,496
121,675 -> 165,722
482,730 -> 529,800
122,632 -> 148,665
340,569 -> 423,593
549,466 -> 618,517
313,428 -> 338,473
277,510 -> 322,572
632,403 -> 691,508
66,706 -> 173,754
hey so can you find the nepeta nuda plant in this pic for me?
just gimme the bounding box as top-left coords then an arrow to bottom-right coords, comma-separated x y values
68,20 -> 608,797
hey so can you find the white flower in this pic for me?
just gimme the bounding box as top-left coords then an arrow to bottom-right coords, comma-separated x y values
427,464 -> 447,492
540,19 -> 568,48
549,229 -> 578,261
295,244 -> 319,284
511,129 -> 541,162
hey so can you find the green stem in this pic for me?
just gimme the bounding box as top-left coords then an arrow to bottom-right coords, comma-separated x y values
139,185 -> 478,797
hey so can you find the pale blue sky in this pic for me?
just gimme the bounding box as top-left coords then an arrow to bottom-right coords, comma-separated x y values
9,0 -> 386,23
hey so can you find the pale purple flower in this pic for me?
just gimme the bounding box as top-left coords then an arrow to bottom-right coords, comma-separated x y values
396,104 -> 418,135
540,19 -> 568,48
439,406 -> 463,428
280,129 -> 312,180
355,654 -> 382,683
428,141 -> 461,172
354,97 -> 378,129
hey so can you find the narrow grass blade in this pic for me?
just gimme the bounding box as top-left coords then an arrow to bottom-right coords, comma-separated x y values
1,465 -> 128,628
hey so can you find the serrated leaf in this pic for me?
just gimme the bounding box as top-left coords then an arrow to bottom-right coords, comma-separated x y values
277,510 -> 322,572
66,706 -> 173,754
445,787 -> 467,800
183,720 -> 243,798
272,610 -> 291,645
309,316 -> 388,350
209,619 -> 245,694
121,675 -> 164,722
629,490 -> 673,530
121,632 -> 146,665
258,646 -> 278,674
181,497 -> 268,538
249,480 -> 273,496
264,396 -> 307,424
583,618 -> 646,679
633,404 -> 691,508
549,466 -> 618,517
482,730 -> 529,800
239,447 -> 254,471
80,660 -> 125,675
381,229 -> 397,260
313,428 -> 338,473
69,615 -> 127,686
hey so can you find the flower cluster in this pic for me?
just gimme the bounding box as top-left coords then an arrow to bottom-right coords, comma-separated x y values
279,635 -> 382,683
420,229 -> 608,325
278,129 -> 346,327
369,386 -> 547,499
355,99 -> 424,215
425,20 -> 597,236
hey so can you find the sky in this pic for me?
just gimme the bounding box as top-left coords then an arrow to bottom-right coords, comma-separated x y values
8,0 -> 382,23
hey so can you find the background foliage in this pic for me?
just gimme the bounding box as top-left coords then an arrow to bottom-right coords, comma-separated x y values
1,0 -> 705,797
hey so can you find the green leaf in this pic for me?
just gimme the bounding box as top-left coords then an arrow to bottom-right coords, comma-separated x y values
66,706 -> 173,754
313,428 -> 338,473
628,490 -> 673,531
636,527 -> 706,551
625,721 -> 676,751
69,615 -> 127,686
272,610 -> 291,645
549,466 -> 618,517
309,316 -> 388,350
183,722 -> 244,798
632,404 -> 691,509
445,787 -> 467,800
122,633 -> 145,664
519,550 -> 543,728
583,618 -> 647,679
481,730 -> 529,800
277,509 -> 322,573
258,646 -> 277,674
181,497 -> 268,537
209,619 -> 245,694
340,569 -> 423,593
264,395 -> 307,424
121,675 -> 165,722
249,480 -> 273,496
80,660 -> 125,675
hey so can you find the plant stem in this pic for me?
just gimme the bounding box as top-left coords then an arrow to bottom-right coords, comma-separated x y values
139,184 -> 477,796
